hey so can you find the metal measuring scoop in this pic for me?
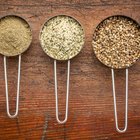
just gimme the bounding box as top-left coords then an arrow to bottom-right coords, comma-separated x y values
92,15 -> 140,133
0,15 -> 32,118
39,15 -> 85,124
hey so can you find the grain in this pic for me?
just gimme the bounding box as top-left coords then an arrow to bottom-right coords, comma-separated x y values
92,16 -> 140,69
40,15 -> 85,60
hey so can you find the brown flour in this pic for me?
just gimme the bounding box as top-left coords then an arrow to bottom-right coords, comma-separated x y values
0,15 -> 32,56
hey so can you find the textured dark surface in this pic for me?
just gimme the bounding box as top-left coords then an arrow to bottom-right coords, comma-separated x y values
0,0 -> 140,139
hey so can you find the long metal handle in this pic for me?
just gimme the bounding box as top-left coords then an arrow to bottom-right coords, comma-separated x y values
111,68 -> 128,133
54,60 -> 70,124
4,55 -> 21,118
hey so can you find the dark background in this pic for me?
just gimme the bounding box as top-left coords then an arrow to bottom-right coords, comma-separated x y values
0,0 -> 139,139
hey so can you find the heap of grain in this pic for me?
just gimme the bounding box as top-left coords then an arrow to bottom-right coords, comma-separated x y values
92,16 -> 140,69
40,15 -> 85,60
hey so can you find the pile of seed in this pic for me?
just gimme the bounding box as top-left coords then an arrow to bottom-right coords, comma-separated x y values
92,16 -> 140,69
40,15 -> 85,60
0,15 -> 32,56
